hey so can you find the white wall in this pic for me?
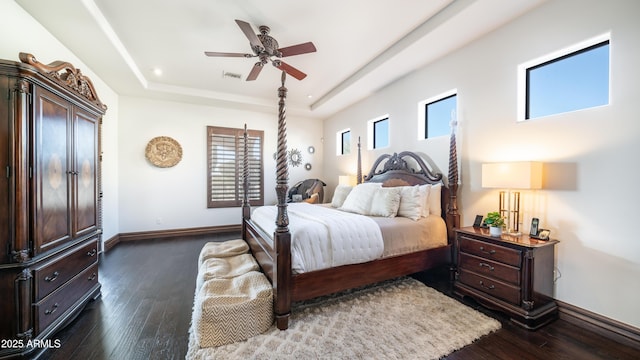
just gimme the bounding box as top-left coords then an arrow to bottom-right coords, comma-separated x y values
6,0 -> 639,330
117,96 -> 323,233
323,0 -> 640,328
1,0 -> 325,239
0,0 -> 120,244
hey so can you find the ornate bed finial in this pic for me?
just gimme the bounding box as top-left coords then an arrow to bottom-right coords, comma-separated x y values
19,52 -> 107,111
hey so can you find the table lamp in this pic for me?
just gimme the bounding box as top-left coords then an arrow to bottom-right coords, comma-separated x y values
481,162 -> 542,235
338,175 -> 357,186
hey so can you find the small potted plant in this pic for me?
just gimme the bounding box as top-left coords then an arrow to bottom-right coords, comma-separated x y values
484,211 -> 505,237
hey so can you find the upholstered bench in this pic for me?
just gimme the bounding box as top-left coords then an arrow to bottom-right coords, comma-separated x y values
198,239 -> 249,264
195,253 -> 259,291
192,270 -> 273,347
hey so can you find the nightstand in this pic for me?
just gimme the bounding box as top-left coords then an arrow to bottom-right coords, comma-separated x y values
453,226 -> 559,330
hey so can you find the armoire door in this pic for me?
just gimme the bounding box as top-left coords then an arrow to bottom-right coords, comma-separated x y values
32,86 -> 72,255
72,108 -> 98,238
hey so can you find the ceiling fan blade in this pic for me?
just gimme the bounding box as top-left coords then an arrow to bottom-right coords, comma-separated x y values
235,19 -> 264,52
246,62 -> 263,81
204,51 -> 252,58
276,61 -> 307,80
278,42 -> 317,57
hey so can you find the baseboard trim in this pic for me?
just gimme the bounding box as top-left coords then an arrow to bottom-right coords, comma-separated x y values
103,234 -> 120,253
117,224 -> 241,243
557,300 -> 640,350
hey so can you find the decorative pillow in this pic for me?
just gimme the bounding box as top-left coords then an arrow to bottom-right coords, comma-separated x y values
369,187 -> 401,217
418,184 -> 430,217
397,185 -> 422,221
429,183 -> 442,216
339,182 -> 382,215
331,185 -> 353,208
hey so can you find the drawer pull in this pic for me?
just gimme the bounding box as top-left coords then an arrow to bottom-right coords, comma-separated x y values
478,281 -> 495,290
87,249 -> 97,257
479,262 -> 495,271
88,273 -> 97,281
478,246 -> 496,255
45,303 -> 59,315
44,271 -> 59,282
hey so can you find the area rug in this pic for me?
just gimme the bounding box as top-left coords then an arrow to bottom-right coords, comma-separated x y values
186,277 -> 501,359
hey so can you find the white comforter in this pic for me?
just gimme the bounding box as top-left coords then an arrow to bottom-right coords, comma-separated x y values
251,203 -> 384,273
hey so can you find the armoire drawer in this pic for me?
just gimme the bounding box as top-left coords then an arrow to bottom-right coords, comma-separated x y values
459,236 -> 522,267
33,263 -> 99,335
459,252 -> 521,285
458,268 -> 521,306
33,240 -> 98,301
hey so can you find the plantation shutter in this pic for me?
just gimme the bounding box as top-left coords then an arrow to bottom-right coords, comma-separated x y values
207,126 -> 264,208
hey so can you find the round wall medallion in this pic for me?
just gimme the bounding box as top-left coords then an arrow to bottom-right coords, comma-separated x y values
145,136 -> 183,168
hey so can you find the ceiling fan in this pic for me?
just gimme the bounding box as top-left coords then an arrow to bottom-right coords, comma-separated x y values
205,20 -> 316,81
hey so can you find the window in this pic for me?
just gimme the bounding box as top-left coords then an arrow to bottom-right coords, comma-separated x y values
337,129 -> 351,155
368,116 -> 389,149
520,35 -> 610,120
207,126 -> 264,208
419,91 -> 456,139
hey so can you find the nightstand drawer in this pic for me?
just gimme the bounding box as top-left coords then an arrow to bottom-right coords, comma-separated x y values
459,252 -> 521,285
459,236 -> 521,267
459,268 -> 521,306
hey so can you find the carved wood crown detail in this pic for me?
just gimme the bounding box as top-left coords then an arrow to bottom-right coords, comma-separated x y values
19,52 -> 107,111
364,151 -> 443,183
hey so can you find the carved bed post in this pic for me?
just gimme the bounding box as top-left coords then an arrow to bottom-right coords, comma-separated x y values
356,136 -> 362,184
274,72 -> 292,330
242,124 -> 250,238
447,120 -> 461,280
446,120 -> 460,234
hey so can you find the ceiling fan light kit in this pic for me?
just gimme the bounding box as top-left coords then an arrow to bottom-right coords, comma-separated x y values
205,19 -> 316,81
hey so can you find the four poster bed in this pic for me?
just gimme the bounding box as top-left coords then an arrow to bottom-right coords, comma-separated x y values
241,73 -> 460,330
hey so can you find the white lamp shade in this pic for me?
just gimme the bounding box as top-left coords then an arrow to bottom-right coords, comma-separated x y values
338,175 -> 357,186
482,162 -> 542,189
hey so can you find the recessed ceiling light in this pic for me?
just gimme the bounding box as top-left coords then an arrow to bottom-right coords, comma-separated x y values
307,94 -> 313,99
153,68 -> 163,76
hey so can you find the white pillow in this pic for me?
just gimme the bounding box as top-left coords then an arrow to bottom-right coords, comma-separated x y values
331,185 -> 353,208
418,184 -> 430,217
340,182 -> 382,215
369,187 -> 401,217
397,185 -> 422,221
429,183 -> 442,216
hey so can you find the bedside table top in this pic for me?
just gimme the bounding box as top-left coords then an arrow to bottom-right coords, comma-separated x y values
456,226 -> 559,248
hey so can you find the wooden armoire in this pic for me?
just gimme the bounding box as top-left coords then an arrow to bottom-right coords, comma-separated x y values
0,53 -> 106,359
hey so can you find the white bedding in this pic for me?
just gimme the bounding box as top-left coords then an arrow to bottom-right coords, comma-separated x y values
251,203 -> 384,273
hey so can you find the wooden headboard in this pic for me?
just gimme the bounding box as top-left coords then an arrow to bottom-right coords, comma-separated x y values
364,151 -> 443,186
362,151 -> 453,240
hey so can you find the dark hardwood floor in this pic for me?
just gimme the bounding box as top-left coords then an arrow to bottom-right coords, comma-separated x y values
36,234 -> 639,360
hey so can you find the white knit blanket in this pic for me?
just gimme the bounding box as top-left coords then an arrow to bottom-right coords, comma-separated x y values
251,203 -> 384,273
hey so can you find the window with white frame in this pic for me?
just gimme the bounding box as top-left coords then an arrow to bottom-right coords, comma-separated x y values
368,115 -> 389,149
418,91 -> 456,140
336,129 -> 351,155
519,34 -> 610,120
